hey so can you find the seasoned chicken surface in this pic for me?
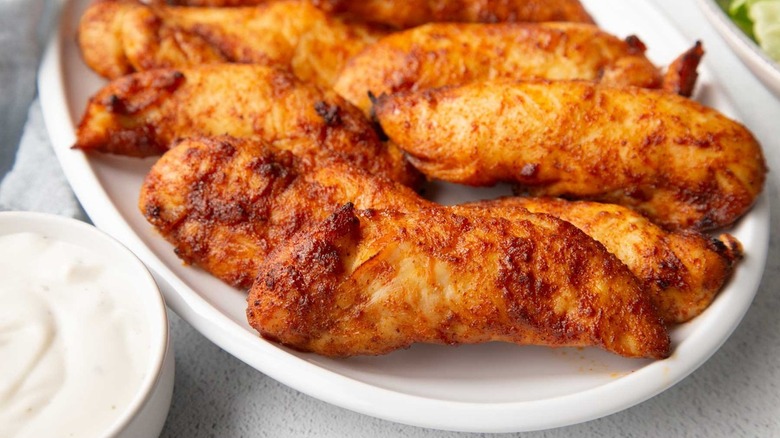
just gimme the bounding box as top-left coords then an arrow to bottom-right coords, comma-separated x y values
143,136 -> 743,324
145,138 -> 672,356
74,64 -> 421,187
73,0 -> 750,363
374,81 -> 767,230
247,203 -> 670,359
318,0 -> 595,28
77,0 -> 138,79
468,197 -> 742,324
334,22 -> 666,114
77,0 -> 385,88
153,0 -> 595,29
140,136 -> 428,289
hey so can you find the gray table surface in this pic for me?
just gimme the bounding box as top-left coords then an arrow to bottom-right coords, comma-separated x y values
2,0 -> 779,436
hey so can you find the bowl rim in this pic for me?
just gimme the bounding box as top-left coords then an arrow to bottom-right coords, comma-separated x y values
0,211 -> 170,437
696,0 -> 780,97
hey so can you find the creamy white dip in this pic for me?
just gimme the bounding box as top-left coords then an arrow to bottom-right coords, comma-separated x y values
0,232 -> 150,438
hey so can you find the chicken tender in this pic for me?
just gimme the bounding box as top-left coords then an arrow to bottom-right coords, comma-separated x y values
247,203 -> 670,359
140,136 -> 428,289
143,135 -> 744,324
77,0 -> 385,88
145,138 -> 670,359
335,22 -> 668,114
316,0 -> 595,28
75,64 -> 421,187
77,0 -> 140,79
468,197 -> 742,324
374,81 -> 767,230
152,0 -> 268,5
152,0 -> 595,29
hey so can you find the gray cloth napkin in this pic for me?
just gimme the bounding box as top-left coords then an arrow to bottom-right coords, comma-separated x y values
0,0 -> 83,218
0,100 -> 86,218
1,0 -> 46,177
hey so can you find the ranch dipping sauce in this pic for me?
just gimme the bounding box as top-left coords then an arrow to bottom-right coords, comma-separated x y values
0,232 -> 151,438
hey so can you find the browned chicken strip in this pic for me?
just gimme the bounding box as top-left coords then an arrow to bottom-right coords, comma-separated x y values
374,80 -> 767,230
143,136 -> 744,326
77,0 -> 386,88
74,64 -> 421,187
143,137 -> 670,358
247,203 -> 670,359
151,0 -> 595,29
467,197 -> 742,324
318,0 -> 595,28
140,136 -> 428,289
151,0 -> 269,5
334,22 -> 668,114
77,0 -> 139,79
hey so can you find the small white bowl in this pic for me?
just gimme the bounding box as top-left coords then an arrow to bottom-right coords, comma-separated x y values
0,211 -> 174,438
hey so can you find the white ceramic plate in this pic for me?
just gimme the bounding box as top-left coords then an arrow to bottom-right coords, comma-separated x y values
697,0 -> 780,97
39,0 -> 770,432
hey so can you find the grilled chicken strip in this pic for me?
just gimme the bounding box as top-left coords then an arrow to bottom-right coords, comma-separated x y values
374,81 -> 767,230
77,0 -> 385,88
143,136 -> 740,326
247,203 -> 670,359
140,136 -> 427,289
74,64 -> 421,187
151,0 -> 594,29
469,197 -> 742,324
335,22 -> 671,114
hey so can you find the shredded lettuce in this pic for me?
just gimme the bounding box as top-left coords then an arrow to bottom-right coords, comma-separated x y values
720,0 -> 780,62
750,2 -> 780,61
725,0 -> 758,38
